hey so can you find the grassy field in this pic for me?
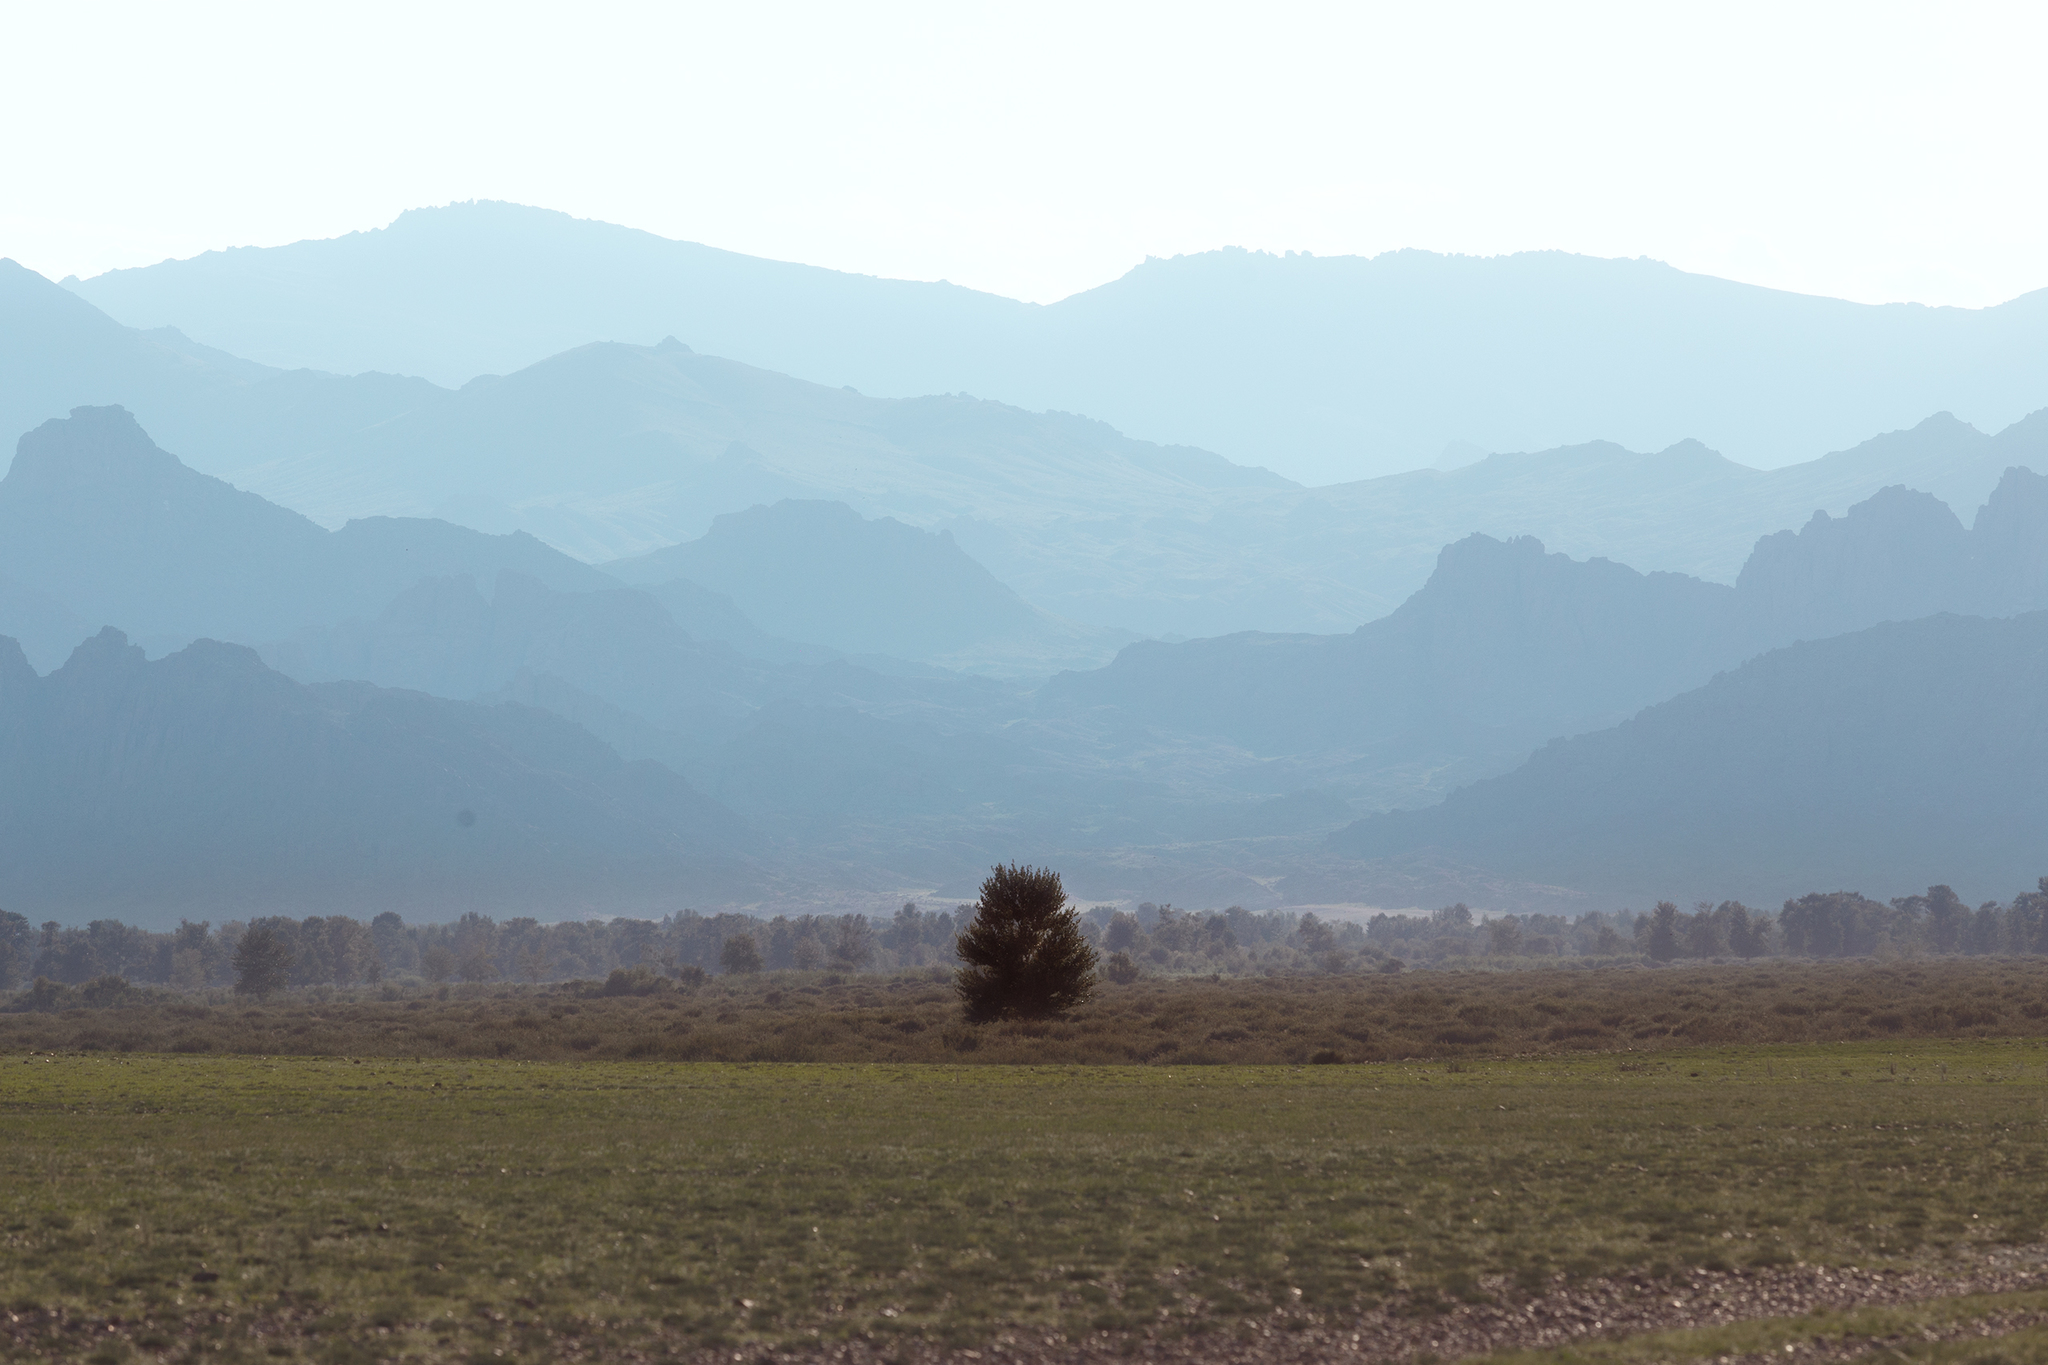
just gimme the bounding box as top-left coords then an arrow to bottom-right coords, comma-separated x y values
7,958 -> 2048,1063
6,1038 -> 2048,1363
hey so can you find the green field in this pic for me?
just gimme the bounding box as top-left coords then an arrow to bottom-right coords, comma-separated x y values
6,1039 -> 2048,1363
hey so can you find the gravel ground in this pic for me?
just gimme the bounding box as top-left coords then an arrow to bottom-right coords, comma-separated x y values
10,1246 -> 2048,1364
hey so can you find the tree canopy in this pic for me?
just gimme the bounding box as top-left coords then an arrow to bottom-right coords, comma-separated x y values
955,864 -> 1098,1021
231,926 -> 293,997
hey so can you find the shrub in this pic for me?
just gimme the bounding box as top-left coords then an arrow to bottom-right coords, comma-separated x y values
600,967 -> 669,997
9,977 -> 70,1013
1104,951 -> 1140,985
76,976 -> 134,1008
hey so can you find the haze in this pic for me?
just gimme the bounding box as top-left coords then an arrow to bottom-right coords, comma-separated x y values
7,1 -> 2048,313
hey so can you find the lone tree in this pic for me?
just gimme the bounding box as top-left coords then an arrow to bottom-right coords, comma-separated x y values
955,863 -> 1098,1021
232,925 -> 293,997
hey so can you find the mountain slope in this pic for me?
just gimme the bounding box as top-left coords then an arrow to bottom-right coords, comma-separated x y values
0,255 -> 437,483
0,629 -> 765,925
1301,411 -> 2048,598
65,201 -> 2048,482
609,500 -> 1126,673
1328,611 -> 2048,908
221,338 -> 1297,557
264,571 -> 789,747
0,256 -> 260,463
0,407 -> 618,658
1045,533 -> 1736,772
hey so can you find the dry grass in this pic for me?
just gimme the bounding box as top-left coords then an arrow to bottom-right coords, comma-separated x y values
4,958 -> 2047,1063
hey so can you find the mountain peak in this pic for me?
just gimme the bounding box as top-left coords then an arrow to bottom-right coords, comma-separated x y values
52,625 -> 145,678
7,405 -> 182,493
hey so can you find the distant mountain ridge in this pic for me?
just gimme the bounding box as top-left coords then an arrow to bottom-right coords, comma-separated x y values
0,628 -> 766,925
1328,610 -> 2048,908
62,200 -> 2048,482
12,257 -> 2048,639
0,406 -> 615,667
1049,469 -> 2048,806
9,438 -> 2048,915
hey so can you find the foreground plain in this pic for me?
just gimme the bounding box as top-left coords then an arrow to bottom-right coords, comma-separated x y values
5,1037 -> 2048,1363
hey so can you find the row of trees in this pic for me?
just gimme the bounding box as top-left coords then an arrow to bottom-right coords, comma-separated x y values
1361,881 -> 2048,965
8,878 -> 2048,994
0,905 -> 969,992
0,900 -> 1367,992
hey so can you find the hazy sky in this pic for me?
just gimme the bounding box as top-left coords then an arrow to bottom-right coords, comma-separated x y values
6,1 -> 2045,309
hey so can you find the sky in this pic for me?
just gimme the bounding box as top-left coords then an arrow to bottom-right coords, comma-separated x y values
4,1 -> 2046,309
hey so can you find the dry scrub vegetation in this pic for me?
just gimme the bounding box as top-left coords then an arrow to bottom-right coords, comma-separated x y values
4,958 -> 2047,1062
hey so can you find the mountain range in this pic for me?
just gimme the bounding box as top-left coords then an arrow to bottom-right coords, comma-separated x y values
11,213 -> 2048,922
9,402 -> 2048,915
1051,470 -> 2048,802
1329,610 -> 2048,908
11,255 -> 2048,641
0,406 -> 616,668
0,628 -> 761,926
60,200 -> 2048,483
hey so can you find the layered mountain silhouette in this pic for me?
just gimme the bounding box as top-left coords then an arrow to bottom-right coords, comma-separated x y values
13,257 -> 2048,638
211,338 -> 1294,561
0,406 -> 617,665
18,223 -> 2048,919
0,628 -> 764,925
1329,610 -> 2048,907
1048,470 -> 2048,806
63,200 -> 2048,481
10,386 -> 2047,913
0,257 -> 433,487
1044,534 -> 1737,790
2,406 -> 1116,683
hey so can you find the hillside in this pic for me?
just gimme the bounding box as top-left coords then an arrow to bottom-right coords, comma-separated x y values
0,257 -> 261,465
265,571 -> 795,753
1043,533 -> 1739,798
0,256 -> 435,484
214,338 -> 1297,560
0,629 -> 766,925
1328,611 -> 2048,908
63,201 -> 2048,482
0,406 -> 616,663
609,500 -> 1126,674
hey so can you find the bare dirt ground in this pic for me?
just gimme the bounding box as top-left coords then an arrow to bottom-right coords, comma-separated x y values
728,1248 -> 2048,1365
11,1248 -> 2048,1365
